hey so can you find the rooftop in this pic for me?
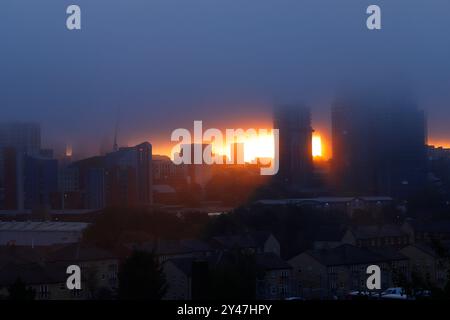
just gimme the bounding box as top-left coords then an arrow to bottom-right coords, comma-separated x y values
46,243 -> 117,262
165,257 -> 213,277
256,196 -> 393,206
212,235 -> 258,249
0,209 -> 99,216
349,225 -> 407,239
133,239 -> 212,256
307,244 -> 407,266
255,252 -> 291,271
0,262 -> 67,286
314,226 -> 346,242
0,246 -> 47,268
410,220 -> 450,233
0,221 -> 90,232
404,241 -> 450,258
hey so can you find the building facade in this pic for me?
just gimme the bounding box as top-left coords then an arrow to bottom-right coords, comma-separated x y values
331,96 -> 427,198
273,105 -> 313,189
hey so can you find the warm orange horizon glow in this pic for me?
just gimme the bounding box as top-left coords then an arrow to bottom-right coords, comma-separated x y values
429,140 -> 450,149
137,129 -> 332,162
312,135 -> 323,158
211,131 -> 275,163
132,131 -> 450,163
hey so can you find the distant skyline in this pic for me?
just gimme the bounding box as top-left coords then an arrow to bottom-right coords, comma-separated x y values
2,0 -> 450,158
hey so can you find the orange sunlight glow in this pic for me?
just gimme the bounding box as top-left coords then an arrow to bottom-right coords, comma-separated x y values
214,132 -> 324,162
162,129 -> 328,163
429,140 -> 450,149
212,132 -> 275,163
312,135 -> 323,158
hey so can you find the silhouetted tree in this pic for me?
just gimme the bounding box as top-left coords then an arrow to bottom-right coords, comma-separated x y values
208,252 -> 256,299
95,287 -> 114,300
203,204 -> 349,259
8,278 -> 36,300
85,266 -> 100,299
82,206 -> 201,250
118,250 -> 167,300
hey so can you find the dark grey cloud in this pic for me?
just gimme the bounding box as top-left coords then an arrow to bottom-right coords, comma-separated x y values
1,0 -> 450,156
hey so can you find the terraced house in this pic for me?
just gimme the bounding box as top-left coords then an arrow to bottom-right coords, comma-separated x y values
288,244 -> 409,299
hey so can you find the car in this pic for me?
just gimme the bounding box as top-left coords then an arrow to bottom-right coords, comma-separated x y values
414,289 -> 432,300
380,287 -> 408,300
284,296 -> 306,301
346,290 -> 379,300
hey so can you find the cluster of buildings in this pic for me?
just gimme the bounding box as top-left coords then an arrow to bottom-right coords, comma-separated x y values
0,122 -> 268,214
0,93 -> 446,300
0,243 -> 119,300
1,217 -> 450,300
274,96 -> 428,199
132,232 -> 290,300
428,145 -> 450,194
154,219 -> 450,300
289,219 -> 450,299
60,142 -> 153,210
0,122 -> 153,213
0,227 -> 289,300
0,123 -> 54,212
0,94 -> 432,213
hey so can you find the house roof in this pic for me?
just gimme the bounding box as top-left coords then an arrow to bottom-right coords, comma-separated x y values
255,252 -> 291,271
212,235 -> 258,249
411,220 -> 450,233
166,257 -> 210,277
180,239 -> 212,252
0,262 -> 67,286
0,221 -> 89,232
46,243 -> 117,262
255,197 -> 393,206
367,247 -> 408,261
314,226 -> 345,242
166,255 -> 221,277
166,257 -> 196,276
404,241 -> 450,258
0,246 -> 47,268
248,231 -> 275,247
349,225 -> 407,239
134,239 -> 212,256
307,244 -> 407,267
166,252 -> 291,276
358,197 -> 393,202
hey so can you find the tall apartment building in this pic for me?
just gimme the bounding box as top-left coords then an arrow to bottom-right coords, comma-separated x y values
273,105 -> 313,189
331,96 -> 427,198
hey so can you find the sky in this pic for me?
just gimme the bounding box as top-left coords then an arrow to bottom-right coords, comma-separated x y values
1,0 -> 450,159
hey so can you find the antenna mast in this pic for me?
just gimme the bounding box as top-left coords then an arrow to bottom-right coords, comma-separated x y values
113,108 -> 120,152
